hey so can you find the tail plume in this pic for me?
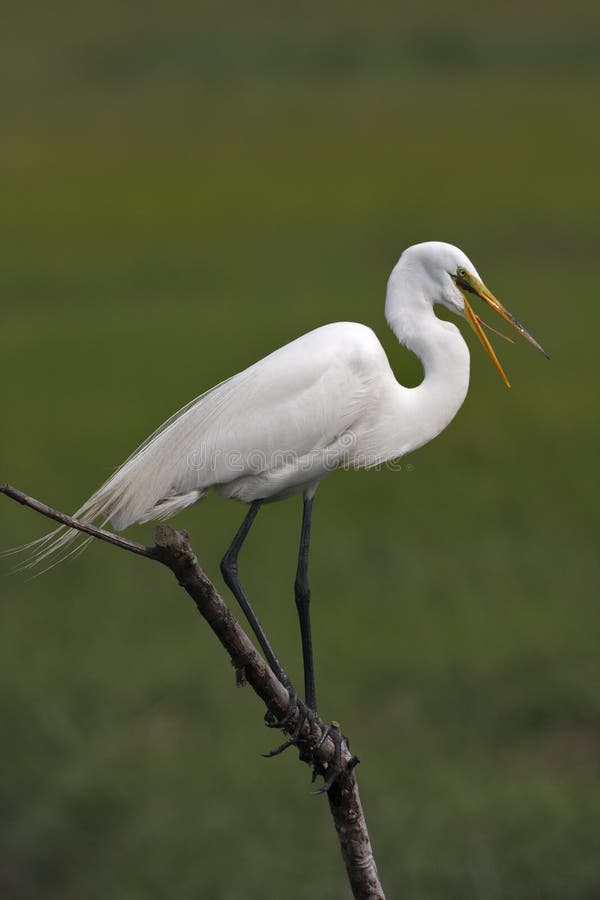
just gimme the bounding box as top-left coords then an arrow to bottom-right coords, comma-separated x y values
2,478 -> 129,573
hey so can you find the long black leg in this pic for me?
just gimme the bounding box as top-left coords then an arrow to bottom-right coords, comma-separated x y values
295,492 -> 317,712
220,500 -> 290,688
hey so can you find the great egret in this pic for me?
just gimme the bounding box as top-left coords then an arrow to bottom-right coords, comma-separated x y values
16,241 -> 547,716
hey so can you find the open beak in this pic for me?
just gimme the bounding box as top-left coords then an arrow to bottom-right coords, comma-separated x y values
459,275 -> 549,388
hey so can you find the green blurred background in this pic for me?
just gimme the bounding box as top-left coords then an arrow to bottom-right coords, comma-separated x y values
1,2 -> 599,898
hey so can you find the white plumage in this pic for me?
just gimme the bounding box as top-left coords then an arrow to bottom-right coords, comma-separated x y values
19,241 -> 546,568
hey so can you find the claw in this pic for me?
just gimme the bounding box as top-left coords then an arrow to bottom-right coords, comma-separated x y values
262,738 -> 295,758
314,768 -> 339,794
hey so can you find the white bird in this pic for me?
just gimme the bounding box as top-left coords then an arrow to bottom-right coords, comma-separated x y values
17,241 -> 547,714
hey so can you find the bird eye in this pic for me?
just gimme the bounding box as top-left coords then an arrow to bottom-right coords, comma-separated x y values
457,267 -> 467,279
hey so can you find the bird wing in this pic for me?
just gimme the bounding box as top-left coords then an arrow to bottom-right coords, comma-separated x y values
96,322 -> 381,529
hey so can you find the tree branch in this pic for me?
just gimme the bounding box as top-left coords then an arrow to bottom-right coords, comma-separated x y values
1,483 -> 386,900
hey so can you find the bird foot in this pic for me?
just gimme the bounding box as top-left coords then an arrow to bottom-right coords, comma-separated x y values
263,698 -> 358,792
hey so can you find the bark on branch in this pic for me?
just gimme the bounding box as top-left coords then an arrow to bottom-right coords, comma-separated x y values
1,482 -> 386,900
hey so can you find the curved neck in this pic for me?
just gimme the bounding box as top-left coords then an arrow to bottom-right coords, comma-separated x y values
383,273 -> 471,453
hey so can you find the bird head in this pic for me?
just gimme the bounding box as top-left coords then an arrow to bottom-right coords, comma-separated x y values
398,242 -> 548,387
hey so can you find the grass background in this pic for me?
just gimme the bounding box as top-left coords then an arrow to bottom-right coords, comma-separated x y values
1,2 -> 599,897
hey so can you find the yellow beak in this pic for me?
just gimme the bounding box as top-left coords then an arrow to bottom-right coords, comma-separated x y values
458,275 -> 548,388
